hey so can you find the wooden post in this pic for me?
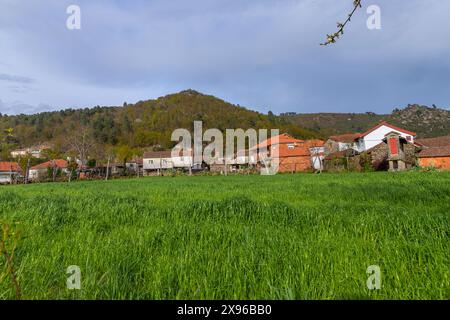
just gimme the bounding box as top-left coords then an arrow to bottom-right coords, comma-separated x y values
105,156 -> 110,181
52,161 -> 57,182
9,162 -> 13,185
25,158 -> 30,184
224,158 -> 228,176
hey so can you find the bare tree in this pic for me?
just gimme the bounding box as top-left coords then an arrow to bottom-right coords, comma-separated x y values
66,127 -> 96,169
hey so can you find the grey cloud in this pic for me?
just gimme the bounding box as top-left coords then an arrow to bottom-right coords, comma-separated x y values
0,0 -> 449,113
0,73 -> 35,84
0,100 -> 50,115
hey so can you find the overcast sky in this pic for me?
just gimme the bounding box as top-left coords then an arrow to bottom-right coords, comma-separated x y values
0,0 -> 449,115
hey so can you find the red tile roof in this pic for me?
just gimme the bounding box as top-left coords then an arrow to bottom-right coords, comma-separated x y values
254,134 -> 312,158
329,133 -> 361,143
304,139 -> 325,147
30,159 -> 68,170
255,133 -> 305,149
418,146 -> 450,158
143,151 -> 173,158
0,162 -> 21,172
358,121 -> 416,138
415,136 -> 450,148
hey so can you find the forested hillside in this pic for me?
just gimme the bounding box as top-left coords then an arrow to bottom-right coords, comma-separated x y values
0,90 -> 318,161
1,90 -> 448,163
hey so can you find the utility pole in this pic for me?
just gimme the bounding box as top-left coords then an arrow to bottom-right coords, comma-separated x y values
9,162 -> 13,185
105,156 -> 110,181
52,160 -> 57,182
25,158 -> 30,184
224,157 -> 228,176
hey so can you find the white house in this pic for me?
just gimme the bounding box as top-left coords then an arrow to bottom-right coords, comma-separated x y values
29,159 -> 69,181
143,151 -> 174,172
309,145 -> 326,170
355,122 -> 416,152
10,143 -> 52,159
171,149 -> 194,169
325,122 -> 416,155
0,162 -> 22,184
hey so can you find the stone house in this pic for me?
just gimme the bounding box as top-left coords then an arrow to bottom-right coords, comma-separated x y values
416,136 -> 450,170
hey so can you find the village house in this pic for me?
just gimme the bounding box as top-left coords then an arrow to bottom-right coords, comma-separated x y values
416,136 -> 450,170
171,149 -> 200,170
10,143 -> 52,159
324,131 -> 416,172
125,157 -> 144,175
325,133 -> 361,154
323,122 -> 418,171
325,122 -> 417,155
29,159 -> 69,181
354,121 -> 416,152
306,140 -> 326,171
254,133 -> 315,173
0,162 -> 22,184
209,149 -> 258,174
143,151 -> 174,175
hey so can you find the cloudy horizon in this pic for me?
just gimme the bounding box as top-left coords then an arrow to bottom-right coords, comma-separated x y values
0,0 -> 449,115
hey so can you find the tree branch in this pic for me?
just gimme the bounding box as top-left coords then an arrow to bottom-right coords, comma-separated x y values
321,0 -> 363,46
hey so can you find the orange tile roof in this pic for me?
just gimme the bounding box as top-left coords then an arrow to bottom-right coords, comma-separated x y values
255,133 -> 305,149
329,133 -> 361,143
30,159 -> 68,170
255,134 -> 326,159
0,162 -> 21,172
416,136 -> 450,148
418,146 -> 450,158
304,139 -> 325,147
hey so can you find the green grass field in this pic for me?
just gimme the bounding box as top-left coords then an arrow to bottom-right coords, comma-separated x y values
0,172 -> 449,300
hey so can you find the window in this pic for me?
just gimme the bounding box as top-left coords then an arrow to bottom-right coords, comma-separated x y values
287,143 -> 295,150
148,160 -> 153,164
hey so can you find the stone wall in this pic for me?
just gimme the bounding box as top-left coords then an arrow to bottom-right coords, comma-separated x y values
324,142 -> 417,172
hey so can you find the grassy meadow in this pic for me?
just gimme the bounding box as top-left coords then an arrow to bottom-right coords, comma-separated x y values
0,172 -> 449,300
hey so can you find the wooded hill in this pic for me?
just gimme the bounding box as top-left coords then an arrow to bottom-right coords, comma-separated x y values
0,90 -> 317,161
281,104 -> 450,138
0,89 -> 448,162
